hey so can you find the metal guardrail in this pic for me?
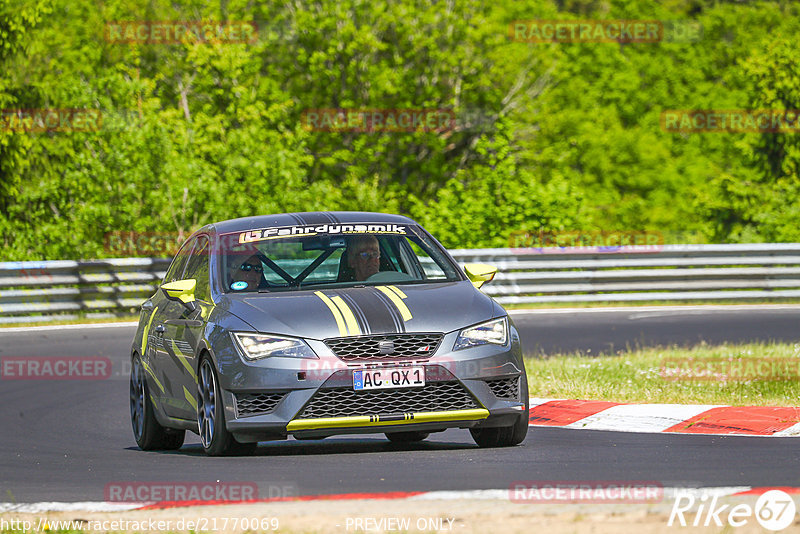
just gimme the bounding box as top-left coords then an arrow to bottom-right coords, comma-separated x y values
2,244 -> 800,323
449,244 -> 800,304
0,258 -> 170,323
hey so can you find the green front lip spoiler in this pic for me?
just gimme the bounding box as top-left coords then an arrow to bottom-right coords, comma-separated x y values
286,408 -> 490,431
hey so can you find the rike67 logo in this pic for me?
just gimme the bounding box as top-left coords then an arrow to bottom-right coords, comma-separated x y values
669,490 -> 796,531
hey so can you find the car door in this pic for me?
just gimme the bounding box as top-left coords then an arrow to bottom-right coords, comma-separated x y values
149,237 -> 198,419
160,234 -> 212,421
141,237 -> 194,413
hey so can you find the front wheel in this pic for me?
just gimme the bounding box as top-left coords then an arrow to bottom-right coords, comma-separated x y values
130,354 -> 185,451
197,356 -> 256,456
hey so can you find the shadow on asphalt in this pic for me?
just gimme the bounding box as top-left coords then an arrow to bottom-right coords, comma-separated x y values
127,437 -> 478,457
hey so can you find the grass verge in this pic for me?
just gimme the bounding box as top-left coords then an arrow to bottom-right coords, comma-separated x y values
525,342 -> 800,406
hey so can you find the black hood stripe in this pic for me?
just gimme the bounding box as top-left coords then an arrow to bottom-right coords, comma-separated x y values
337,293 -> 368,335
375,285 -> 413,323
371,288 -> 406,333
342,288 -> 400,334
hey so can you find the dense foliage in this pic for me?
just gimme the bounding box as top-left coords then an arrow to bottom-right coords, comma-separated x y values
1,0 -> 799,259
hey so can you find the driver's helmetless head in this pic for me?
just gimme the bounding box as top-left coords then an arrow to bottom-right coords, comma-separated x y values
231,254 -> 263,288
346,235 -> 380,281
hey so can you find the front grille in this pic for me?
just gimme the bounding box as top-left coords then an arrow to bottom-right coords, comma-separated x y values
235,392 -> 286,418
325,333 -> 443,362
297,381 -> 478,419
486,377 -> 519,399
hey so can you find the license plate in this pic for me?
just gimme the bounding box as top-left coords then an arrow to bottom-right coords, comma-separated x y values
353,366 -> 425,391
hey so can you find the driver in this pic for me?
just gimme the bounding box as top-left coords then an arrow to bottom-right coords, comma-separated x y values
230,254 -> 263,290
346,235 -> 381,281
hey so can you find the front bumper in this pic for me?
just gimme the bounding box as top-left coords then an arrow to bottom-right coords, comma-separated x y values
215,329 -> 527,442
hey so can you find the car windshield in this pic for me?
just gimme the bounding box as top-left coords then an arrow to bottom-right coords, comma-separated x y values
217,223 -> 461,293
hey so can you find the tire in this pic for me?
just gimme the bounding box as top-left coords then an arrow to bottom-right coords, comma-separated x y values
130,354 -> 185,451
197,356 -> 256,456
385,431 -> 429,443
470,374 -> 529,448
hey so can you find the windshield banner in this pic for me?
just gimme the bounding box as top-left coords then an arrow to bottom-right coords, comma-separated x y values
234,223 -> 408,244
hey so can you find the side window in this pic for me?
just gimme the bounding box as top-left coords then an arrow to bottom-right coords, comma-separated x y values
183,236 -> 210,302
163,238 -> 195,284
380,238 -> 404,272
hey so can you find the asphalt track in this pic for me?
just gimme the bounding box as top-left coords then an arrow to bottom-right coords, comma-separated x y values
1,306 -> 799,502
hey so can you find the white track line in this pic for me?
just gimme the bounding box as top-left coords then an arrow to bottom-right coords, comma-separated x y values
0,488 -> 766,511
0,502 -> 146,512
0,322 -> 138,334
774,422 -> 800,437
528,399 -> 800,437
565,403 -> 724,433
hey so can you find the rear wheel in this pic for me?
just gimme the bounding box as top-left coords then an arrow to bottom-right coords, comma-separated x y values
130,354 -> 185,451
385,431 -> 429,443
470,374 -> 529,448
197,356 -> 256,456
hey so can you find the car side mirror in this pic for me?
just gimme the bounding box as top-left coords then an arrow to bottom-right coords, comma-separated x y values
463,263 -> 498,289
161,279 -> 197,311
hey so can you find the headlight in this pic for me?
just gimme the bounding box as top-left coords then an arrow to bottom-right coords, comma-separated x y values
232,333 -> 318,360
454,317 -> 508,351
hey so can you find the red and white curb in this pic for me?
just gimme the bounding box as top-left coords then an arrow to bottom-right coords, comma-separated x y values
2,487 -> 800,512
528,398 -> 800,437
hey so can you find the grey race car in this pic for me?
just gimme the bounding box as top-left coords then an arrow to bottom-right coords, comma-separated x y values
129,212 -> 529,455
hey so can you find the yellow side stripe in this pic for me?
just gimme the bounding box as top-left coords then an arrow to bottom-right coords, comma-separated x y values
314,291 -> 347,337
141,306 -> 158,355
387,285 -> 407,299
376,286 -> 412,322
183,386 -> 197,411
171,340 -> 197,381
141,359 -> 165,393
331,296 -> 361,336
287,409 -> 489,431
